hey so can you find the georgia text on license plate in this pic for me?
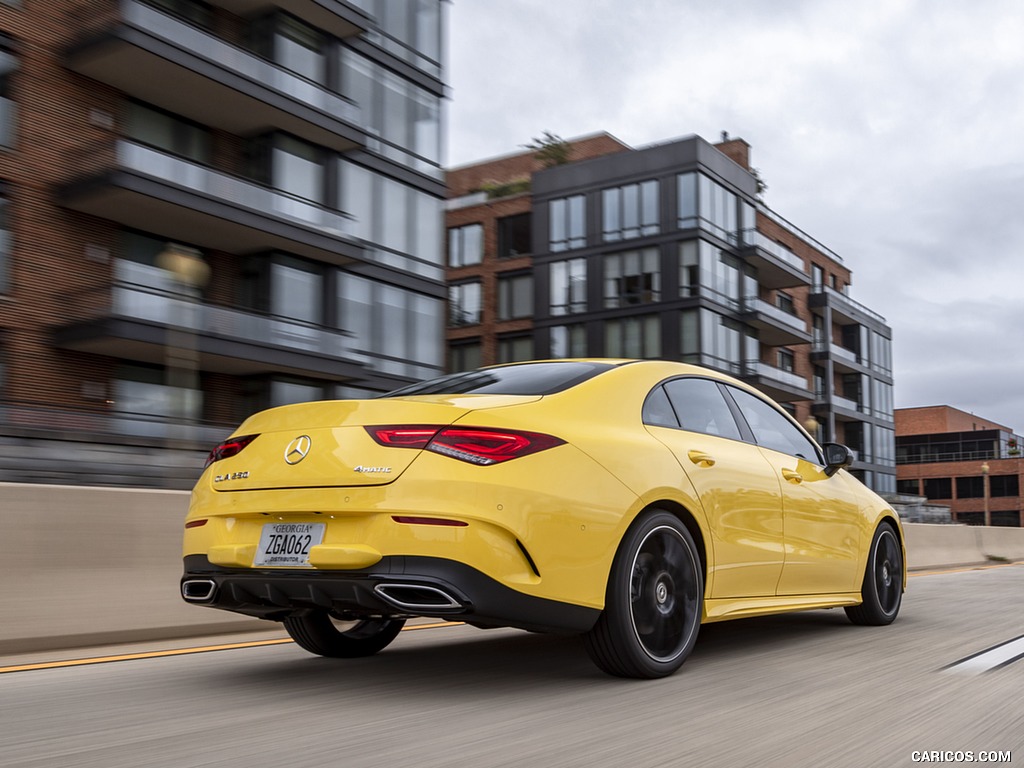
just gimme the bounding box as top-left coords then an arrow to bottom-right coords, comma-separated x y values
254,523 -> 325,567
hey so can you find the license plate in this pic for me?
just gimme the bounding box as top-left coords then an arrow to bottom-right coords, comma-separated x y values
254,523 -> 325,567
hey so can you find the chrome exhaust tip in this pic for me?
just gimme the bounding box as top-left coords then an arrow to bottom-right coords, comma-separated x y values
373,583 -> 462,611
181,579 -> 217,602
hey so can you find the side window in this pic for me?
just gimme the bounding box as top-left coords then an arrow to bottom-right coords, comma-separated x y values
642,385 -> 677,428
661,378 -> 742,440
726,386 -> 820,461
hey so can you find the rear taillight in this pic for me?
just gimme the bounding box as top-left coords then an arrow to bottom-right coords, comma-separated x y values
205,434 -> 259,468
365,425 -> 564,466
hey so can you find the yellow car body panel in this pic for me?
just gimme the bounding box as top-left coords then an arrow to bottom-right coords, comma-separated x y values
181,358 -> 905,638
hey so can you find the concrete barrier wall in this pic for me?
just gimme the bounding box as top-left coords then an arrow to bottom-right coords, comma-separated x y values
3,482 -> 1024,655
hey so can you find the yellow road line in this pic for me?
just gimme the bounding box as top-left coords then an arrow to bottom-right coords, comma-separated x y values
0,621 -> 464,675
909,561 -> 1024,578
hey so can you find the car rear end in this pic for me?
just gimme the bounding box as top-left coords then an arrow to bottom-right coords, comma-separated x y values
181,363 -> 638,633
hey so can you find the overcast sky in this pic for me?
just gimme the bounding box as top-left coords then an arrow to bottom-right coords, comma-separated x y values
445,0 -> 1024,431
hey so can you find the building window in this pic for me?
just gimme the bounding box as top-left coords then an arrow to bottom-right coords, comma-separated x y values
923,477 -> 952,500
498,335 -> 532,363
127,101 -> 211,163
956,476 -> 985,499
896,479 -> 920,495
448,281 -> 481,326
811,264 -> 824,291
113,363 -> 202,425
549,194 -> 585,252
550,257 -> 587,316
550,324 -> 587,358
145,0 -> 213,28
776,348 -> 795,373
679,240 -> 745,309
776,292 -> 796,315
0,189 -> 8,294
270,256 -> 323,324
991,475 -> 1020,498
0,40 -> 17,149
497,213 -> 531,259
448,341 -> 481,373
340,160 -> 442,264
270,377 -> 325,407
605,315 -> 660,358
677,172 -> 738,241
356,0 -> 443,77
448,223 -> 483,267
602,180 -> 658,241
340,48 -> 442,169
497,273 -> 533,321
604,248 -> 660,308
269,134 -> 325,204
339,272 -> 443,368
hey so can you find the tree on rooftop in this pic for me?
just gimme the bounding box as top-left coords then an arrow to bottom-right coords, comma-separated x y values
523,131 -> 571,168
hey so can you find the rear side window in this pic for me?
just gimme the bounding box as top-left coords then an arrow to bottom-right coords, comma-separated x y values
645,378 -> 742,441
381,361 -> 616,397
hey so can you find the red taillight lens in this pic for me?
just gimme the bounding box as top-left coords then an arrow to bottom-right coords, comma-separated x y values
366,425 -> 564,466
204,434 -> 259,468
366,426 -> 443,449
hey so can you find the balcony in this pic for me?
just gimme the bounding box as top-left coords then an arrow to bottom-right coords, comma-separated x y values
65,0 -> 364,153
60,139 -> 364,266
740,360 -> 813,403
811,340 -> 866,374
736,229 -> 810,290
210,0 -> 371,41
814,393 -> 865,422
738,296 -> 811,346
53,261 -> 369,380
809,285 -> 888,327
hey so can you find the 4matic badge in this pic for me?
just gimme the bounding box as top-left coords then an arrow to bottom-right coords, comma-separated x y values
353,465 -> 392,474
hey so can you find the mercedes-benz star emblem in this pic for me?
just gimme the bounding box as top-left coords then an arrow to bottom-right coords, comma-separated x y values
284,435 -> 312,465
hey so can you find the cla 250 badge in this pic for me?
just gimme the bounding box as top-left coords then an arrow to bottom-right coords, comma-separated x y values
214,471 -> 250,483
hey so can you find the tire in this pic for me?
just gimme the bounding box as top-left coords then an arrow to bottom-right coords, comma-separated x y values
584,511 -> 703,679
845,522 -> 903,626
284,612 -> 406,658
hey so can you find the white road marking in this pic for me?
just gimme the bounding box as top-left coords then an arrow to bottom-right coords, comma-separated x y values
944,634 -> 1024,674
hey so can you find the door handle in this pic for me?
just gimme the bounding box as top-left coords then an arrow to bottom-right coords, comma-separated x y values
687,450 -> 716,467
782,468 -> 803,484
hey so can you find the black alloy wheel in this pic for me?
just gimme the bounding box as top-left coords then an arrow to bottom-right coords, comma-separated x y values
584,510 -> 703,679
846,522 -> 903,626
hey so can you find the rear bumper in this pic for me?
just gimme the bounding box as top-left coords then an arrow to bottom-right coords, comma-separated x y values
181,554 -> 600,634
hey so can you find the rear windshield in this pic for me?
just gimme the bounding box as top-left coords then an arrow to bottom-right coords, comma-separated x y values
381,361 -> 617,397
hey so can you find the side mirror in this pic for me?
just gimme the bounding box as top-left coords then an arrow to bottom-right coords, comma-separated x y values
822,443 -> 855,477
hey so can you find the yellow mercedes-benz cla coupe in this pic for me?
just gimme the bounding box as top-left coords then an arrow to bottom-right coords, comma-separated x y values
181,359 -> 904,678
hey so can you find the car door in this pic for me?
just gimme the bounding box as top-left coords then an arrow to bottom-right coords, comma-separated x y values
643,377 -> 785,599
724,386 -> 864,596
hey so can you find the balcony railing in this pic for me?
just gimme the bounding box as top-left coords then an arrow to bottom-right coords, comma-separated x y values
109,0 -> 362,125
737,229 -> 807,272
830,394 -> 861,412
814,285 -> 888,325
743,360 -> 810,391
113,140 -> 356,239
69,261 -> 359,360
0,399 -> 231,445
741,296 -> 808,333
813,341 -> 860,365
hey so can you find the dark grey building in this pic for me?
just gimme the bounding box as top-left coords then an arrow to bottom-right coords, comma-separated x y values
445,133 -> 896,492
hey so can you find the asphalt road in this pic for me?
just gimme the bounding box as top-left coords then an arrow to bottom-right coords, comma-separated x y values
2,565 -> 1022,768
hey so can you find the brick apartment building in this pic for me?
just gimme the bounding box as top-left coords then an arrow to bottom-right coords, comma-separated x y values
0,0 -> 447,487
897,405 -> 1024,526
445,133 -> 897,493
